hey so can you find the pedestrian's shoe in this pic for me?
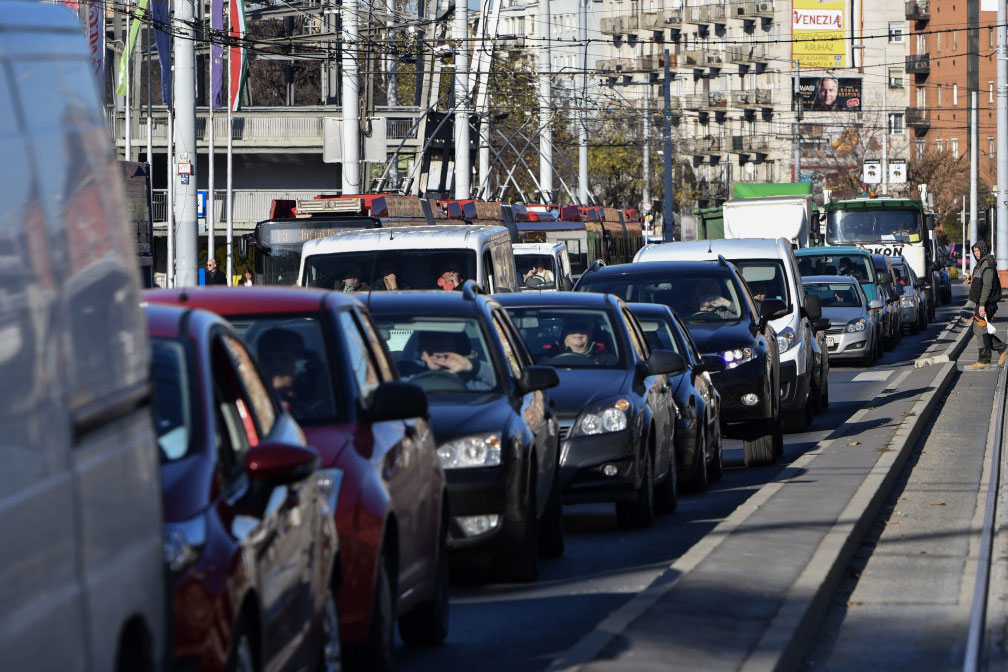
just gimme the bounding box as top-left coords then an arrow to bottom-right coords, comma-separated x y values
968,361 -> 990,370
998,349 -> 1008,366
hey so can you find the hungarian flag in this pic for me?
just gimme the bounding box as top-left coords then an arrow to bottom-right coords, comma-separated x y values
229,0 -> 248,112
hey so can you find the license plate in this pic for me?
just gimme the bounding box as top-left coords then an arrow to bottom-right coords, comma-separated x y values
826,337 -> 836,347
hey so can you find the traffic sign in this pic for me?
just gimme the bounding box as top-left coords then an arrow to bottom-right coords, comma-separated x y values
642,201 -> 652,212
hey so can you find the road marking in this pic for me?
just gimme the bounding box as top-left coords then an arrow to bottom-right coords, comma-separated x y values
851,370 -> 894,382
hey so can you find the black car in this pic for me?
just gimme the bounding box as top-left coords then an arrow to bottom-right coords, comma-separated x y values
573,260 -> 785,467
626,302 -> 723,491
496,291 -> 685,528
366,285 -> 562,583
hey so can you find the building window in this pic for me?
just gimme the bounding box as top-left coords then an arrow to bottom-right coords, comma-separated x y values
889,68 -> 904,88
937,32 -> 942,52
992,27 -> 996,49
954,83 -> 958,105
917,86 -> 926,107
991,81 -> 995,103
889,21 -> 904,43
917,34 -> 927,54
953,30 -> 958,50
937,139 -> 943,152
938,84 -> 942,106
889,113 -> 905,134
916,140 -> 926,157
952,138 -> 959,156
991,137 -> 996,157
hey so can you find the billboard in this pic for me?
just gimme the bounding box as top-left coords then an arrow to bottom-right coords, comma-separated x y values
793,76 -> 862,112
792,0 -> 847,68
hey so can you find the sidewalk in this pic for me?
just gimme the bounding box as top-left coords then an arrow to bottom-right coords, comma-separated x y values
548,309 -> 975,672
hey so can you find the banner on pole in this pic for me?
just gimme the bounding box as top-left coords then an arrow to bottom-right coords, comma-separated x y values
87,2 -> 103,88
116,0 -> 150,97
152,0 -> 172,106
229,0 -> 248,112
211,0 -> 225,108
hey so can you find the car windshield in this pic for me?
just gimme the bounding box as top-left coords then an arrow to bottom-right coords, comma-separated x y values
151,338 -> 196,462
803,282 -> 863,308
891,264 -> 910,285
576,272 -> 745,323
633,317 -> 682,354
732,259 -> 790,307
505,307 -> 625,369
515,253 -> 558,289
797,253 -> 875,284
301,249 -> 477,292
372,316 -> 501,394
228,316 -> 343,424
826,208 -> 923,244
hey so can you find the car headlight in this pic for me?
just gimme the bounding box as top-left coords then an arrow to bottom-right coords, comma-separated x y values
437,433 -> 502,468
846,318 -> 867,333
164,515 -> 207,574
573,398 -> 631,436
901,296 -> 915,308
776,327 -> 796,354
721,347 -> 756,369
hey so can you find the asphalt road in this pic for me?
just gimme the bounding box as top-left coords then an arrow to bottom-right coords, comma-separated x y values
395,290 -> 968,672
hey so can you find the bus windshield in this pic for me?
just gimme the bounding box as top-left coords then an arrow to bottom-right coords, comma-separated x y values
254,217 -> 379,285
826,209 -> 923,245
301,249 -> 478,291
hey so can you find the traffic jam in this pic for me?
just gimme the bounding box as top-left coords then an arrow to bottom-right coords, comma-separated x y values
151,191 -> 951,671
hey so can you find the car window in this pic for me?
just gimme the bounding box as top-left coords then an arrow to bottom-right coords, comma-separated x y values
491,314 -> 523,378
494,308 -> 535,368
634,317 -> 681,354
672,313 -> 703,366
231,315 -> 343,424
210,335 -> 262,483
373,316 -> 501,394
732,259 -> 791,308
506,307 -> 624,369
151,338 -> 195,462
301,248 -> 477,292
576,271 -> 744,323
338,311 -> 382,402
797,253 -> 874,283
219,333 -> 276,440
803,282 -> 863,308
621,308 -> 649,360
355,309 -> 397,381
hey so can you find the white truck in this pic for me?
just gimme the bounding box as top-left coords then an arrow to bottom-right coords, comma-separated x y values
722,195 -> 815,248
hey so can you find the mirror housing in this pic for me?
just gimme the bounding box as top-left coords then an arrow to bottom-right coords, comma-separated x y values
803,294 -> 823,321
518,365 -> 560,393
812,317 -> 831,332
245,441 -> 320,486
699,354 -> 726,374
759,297 -> 789,326
868,299 -> 884,310
363,381 -> 428,423
647,349 -> 686,376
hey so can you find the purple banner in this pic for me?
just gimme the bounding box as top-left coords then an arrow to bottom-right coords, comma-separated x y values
152,0 -> 172,106
211,0 -> 225,108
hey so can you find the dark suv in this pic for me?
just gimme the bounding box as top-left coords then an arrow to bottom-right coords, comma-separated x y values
366,285 -> 562,583
574,260 -> 785,466
496,291 -> 685,527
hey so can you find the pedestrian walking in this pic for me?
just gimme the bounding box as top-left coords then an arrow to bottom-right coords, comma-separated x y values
205,257 -> 227,286
966,240 -> 1006,369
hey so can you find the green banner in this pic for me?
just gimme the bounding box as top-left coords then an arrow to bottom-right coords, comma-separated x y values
116,0 -> 150,97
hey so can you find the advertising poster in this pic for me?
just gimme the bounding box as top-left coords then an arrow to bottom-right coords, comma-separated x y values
793,76 -> 862,112
792,0 -> 847,68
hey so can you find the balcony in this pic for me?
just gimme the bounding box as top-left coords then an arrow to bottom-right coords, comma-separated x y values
906,53 -> 931,75
707,91 -> 728,109
642,9 -> 684,30
649,94 -> 683,115
755,89 -> 773,107
597,58 -> 635,74
704,50 -> 725,69
699,181 -> 729,200
725,43 -> 767,64
687,5 -> 709,25
697,136 -> 725,155
906,106 -> 930,129
743,135 -> 770,153
905,0 -> 929,21
754,0 -> 774,17
732,90 -> 755,107
637,53 -> 676,70
681,50 -> 703,68
730,1 -> 756,19
600,17 -> 618,34
707,2 -> 728,25
683,93 -> 707,111
601,14 -> 640,36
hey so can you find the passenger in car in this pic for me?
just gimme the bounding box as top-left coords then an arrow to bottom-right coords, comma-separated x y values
693,279 -> 731,313
412,331 -> 495,390
341,265 -> 369,293
258,327 -> 315,416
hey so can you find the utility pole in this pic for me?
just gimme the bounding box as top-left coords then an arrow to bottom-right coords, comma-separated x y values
342,0 -> 361,193
173,0 -> 198,287
971,90 -> 978,248
538,0 -> 553,202
642,89 -> 650,210
662,48 -> 674,241
881,54 -> 888,195
577,0 -> 588,204
998,0 -> 1007,268
793,59 -> 801,182
453,0 -> 470,198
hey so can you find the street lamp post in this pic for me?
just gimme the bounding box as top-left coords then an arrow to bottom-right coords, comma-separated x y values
852,44 -> 887,195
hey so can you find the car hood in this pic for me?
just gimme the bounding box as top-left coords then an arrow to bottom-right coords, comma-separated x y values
550,368 -> 632,416
161,454 -> 214,523
683,319 -> 757,355
426,393 -> 516,444
822,307 -> 867,326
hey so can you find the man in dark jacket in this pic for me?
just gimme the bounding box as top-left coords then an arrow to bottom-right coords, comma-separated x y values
967,240 -> 1006,369
205,257 -> 227,285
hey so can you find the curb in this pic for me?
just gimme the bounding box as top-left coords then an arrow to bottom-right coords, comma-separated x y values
548,308 -> 974,672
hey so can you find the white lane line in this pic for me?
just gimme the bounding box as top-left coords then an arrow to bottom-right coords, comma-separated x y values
851,369 -> 894,382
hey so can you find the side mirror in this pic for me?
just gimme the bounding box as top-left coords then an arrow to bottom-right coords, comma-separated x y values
700,353 -> 726,374
759,297 -> 789,323
364,381 -> 428,423
647,349 -> 686,376
895,283 -> 905,296
812,317 -> 831,332
803,294 -> 823,321
868,299 -> 884,310
245,441 -> 320,486
878,272 -> 893,285
518,365 -> 560,393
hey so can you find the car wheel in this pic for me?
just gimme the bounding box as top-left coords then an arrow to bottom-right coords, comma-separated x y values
226,616 -> 256,672
343,555 -> 396,672
616,448 -> 655,528
538,467 -> 565,558
707,419 -> 724,483
772,387 -> 784,458
398,515 -> 450,647
685,428 -> 708,494
743,419 -> 776,466
821,378 -> 830,411
496,482 -> 539,583
319,579 -> 341,672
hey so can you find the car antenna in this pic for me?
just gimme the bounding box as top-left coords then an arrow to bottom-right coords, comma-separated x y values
707,238 -> 713,254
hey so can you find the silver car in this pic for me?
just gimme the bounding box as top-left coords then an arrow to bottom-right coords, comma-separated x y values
803,275 -> 879,366
891,256 -> 927,334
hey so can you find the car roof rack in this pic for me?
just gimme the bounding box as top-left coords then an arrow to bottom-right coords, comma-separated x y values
461,279 -> 485,300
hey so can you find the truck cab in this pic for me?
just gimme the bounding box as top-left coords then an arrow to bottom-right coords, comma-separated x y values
513,241 -> 574,291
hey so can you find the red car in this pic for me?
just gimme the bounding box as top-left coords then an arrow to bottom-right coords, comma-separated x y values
147,287 -> 449,672
147,303 -> 341,672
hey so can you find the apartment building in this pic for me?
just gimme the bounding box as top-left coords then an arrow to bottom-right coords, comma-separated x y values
906,0 -> 998,185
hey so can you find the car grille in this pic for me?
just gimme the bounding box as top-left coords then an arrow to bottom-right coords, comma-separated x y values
558,420 -> 575,441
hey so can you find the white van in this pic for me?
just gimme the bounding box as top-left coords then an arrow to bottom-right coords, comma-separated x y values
513,241 -> 574,290
0,4 -> 165,672
635,238 -> 823,432
298,224 -> 519,293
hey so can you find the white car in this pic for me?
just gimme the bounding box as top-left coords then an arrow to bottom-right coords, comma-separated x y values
803,275 -> 879,366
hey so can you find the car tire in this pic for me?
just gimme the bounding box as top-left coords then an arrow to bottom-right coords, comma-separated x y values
616,448 -> 655,528
398,517 -> 450,647
343,555 -> 396,672
685,428 -> 708,494
743,419 -> 776,466
655,449 -> 679,512
319,578 -> 341,672
538,468 -> 565,558
226,616 -> 256,672
772,389 -> 784,458
496,484 -> 539,583
820,379 -> 830,411
707,419 -> 724,483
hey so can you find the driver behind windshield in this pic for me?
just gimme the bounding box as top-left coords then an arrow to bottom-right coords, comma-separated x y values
401,331 -> 495,391
522,257 -> 555,286
693,279 -> 732,313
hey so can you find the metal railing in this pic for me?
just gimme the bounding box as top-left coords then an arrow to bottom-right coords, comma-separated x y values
152,189 -> 323,228
906,54 -> 931,74
905,0 -> 929,20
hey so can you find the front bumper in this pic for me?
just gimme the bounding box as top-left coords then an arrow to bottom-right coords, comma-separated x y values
824,328 -> 871,359
557,424 -> 641,504
708,356 -> 773,431
444,456 -> 526,552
